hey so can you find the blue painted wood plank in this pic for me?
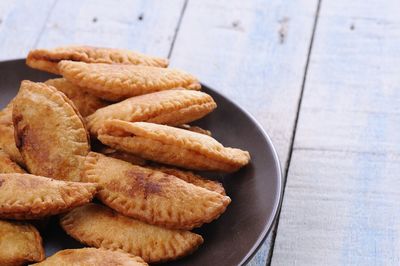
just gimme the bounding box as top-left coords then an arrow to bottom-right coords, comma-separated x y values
272,0 -> 400,264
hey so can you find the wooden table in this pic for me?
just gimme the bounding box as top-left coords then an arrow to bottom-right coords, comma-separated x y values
1,0 -> 398,265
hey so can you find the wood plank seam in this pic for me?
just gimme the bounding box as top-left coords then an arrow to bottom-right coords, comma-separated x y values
167,0 -> 189,58
294,147 -> 400,158
32,0 -> 58,48
267,0 -> 323,264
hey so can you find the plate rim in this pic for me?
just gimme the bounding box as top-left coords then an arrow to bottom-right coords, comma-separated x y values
1,59 -> 284,266
201,83 -> 283,265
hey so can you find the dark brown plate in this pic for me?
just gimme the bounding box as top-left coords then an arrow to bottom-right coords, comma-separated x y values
0,59 -> 282,266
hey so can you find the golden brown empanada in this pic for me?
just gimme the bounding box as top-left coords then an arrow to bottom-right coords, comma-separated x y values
178,124 -> 212,136
32,248 -> 147,266
0,149 -> 25,173
97,146 -> 146,166
83,152 -> 230,229
98,120 -> 250,172
58,61 -> 201,101
0,173 -> 97,219
149,164 -> 225,195
26,45 -> 168,74
44,78 -> 108,117
60,203 -> 203,263
12,81 -> 90,181
0,220 -> 45,266
86,90 -> 216,135
0,102 -> 24,166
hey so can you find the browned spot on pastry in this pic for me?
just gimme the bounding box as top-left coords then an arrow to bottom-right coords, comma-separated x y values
17,125 -> 54,176
12,113 -> 23,127
0,178 -> 4,188
138,173 -> 162,196
12,81 -> 90,181
83,152 -> 231,230
21,127 -> 49,159
12,114 -> 24,149
125,169 -> 162,198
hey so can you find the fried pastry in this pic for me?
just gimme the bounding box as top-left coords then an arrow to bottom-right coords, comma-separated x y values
83,152 -> 230,229
58,61 -> 201,101
27,45 -> 168,74
86,90 -> 216,135
44,78 -> 108,117
178,124 -> 212,136
150,165 -> 225,195
12,81 -> 90,181
97,146 -> 146,166
0,220 -> 45,265
60,203 -> 203,263
98,121 -> 250,172
0,173 -> 97,219
0,149 -> 25,173
32,248 -> 147,266
0,102 -> 24,166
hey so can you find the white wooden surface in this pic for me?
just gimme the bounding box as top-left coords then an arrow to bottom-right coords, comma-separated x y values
1,0 -> 398,265
36,0 -> 185,57
0,0 -> 56,60
271,0 -> 400,265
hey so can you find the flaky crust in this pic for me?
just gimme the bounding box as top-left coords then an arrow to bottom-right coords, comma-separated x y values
60,204 -> 204,263
12,81 -> 90,181
98,121 -> 250,172
149,164 -> 225,195
83,152 -> 230,230
0,173 -> 97,219
26,45 -> 168,74
0,220 -> 45,265
86,90 -> 216,135
0,102 -> 24,166
31,248 -> 147,266
0,149 -> 25,173
58,61 -> 201,101
45,78 -> 108,117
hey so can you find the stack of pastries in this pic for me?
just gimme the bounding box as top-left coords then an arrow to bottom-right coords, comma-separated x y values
0,46 -> 250,265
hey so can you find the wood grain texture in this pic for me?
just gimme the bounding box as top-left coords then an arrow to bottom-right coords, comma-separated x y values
271,0 -> 400,265
0,0 -> 56,60
35,0 -> 185,58
169,0 -> 319,264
